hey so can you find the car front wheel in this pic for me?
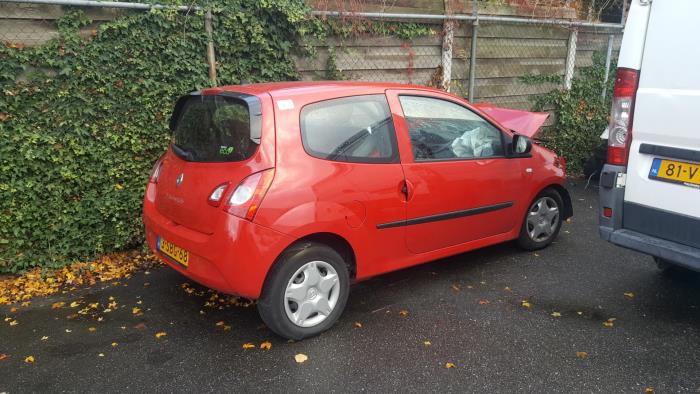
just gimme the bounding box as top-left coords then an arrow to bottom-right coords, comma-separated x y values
517,189 -> 563,250
257,242 -> 350,340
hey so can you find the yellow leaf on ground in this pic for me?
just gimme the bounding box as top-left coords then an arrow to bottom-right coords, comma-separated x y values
551,312 -> 562,317
52,302 -> 65,309
24,356 -> 35,363
9,320 -> 18,326
132,307 -> 141,314
445,362 -> 456,369
576,351 -> 588,359
624,292 -> 635,299
295,353 -> 308,363
399,310 -> 409,317
88,327 -> 96,332
41,336 -> 48,341
21,301 -> 31,307
69,301 -> 81,308
353,322 -> 362,328
98,353 -> 105,357
521,300 -> 532,309
223,325 -> 232,331
644,388 -> 655,393
216,321 -> 225,326
242,343 -> 255,349
155,332 -> 167,339
260,341 -> 272,350
478,299 -> 490,305
89,303 -> 99,309
111,342 -> 118,347
423,340 -> 432,347
603,318 -> 615,328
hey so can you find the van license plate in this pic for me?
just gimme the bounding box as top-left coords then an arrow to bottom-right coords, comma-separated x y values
649,158 -> 700,188
157,236 -> 189,267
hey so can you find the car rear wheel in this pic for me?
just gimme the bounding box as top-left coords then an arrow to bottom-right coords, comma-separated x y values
257,242 -> 350,340
517,189 -> 563,250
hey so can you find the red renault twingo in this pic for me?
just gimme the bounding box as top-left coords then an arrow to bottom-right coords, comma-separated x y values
143,82 -> 572,339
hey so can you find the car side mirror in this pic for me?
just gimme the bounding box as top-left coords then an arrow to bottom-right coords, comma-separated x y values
511,134 -> 532,156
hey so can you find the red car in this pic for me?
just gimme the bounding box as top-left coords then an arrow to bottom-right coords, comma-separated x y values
143,82 -> 571,339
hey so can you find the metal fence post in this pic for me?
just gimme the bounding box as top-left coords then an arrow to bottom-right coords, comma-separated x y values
204,9 -> 217,86
601,33 -> 614,99
440,0 -> 454,92
467,0 -> 478,101
563,27 -> 578,90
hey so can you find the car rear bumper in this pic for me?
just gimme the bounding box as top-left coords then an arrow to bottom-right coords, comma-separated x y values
143,188 -> 294,299
599,164 -> 700,272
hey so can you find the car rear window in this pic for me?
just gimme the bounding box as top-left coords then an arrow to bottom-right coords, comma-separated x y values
171,95 -> 257,162
300,95 -> 398,164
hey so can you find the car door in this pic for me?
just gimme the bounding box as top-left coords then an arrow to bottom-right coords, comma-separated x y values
385,90 -> 523,254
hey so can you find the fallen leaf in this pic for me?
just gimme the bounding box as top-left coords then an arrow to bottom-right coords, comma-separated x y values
451,284 -> 460,291
69,301 -> 81,308
423,340 -> 431,347
10,307 -> 18,313
24,356 -> 35,363
98,353 -> 105,357
223,325 -> 232,331
295,353 -> 308,363
521,300 -> 532,309
111,342 -> 118,347
0,354 -> 8,361
89,303 -> 99,309
21,301 -> 31,307
216,321 -> 225,327
398,310 -> 409,317
260,341 -> 272,350
445,362 -> 455,369
533,253 -> 540,257
577,311 -> 583,315
353,322 -> 362,328
576,351 -> 588,359
134,323 -> 146,330
603,319 -> 615,328
88,327 -> 96,332
65,329 -> 72,333
132,307 -> 141,315
504,286 -> 512,292
242,343 -> 255,349
478,299 -> 490,305
624,292 -> 635,299
9,320 -> 18,326
155,331 -> 167,339
40,336 -> 48,341
551,312 -> 562,317
644,388 -> 654,394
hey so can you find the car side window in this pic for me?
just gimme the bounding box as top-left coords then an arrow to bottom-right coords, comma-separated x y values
399,95 -> 505,161
300,95 -> 399,164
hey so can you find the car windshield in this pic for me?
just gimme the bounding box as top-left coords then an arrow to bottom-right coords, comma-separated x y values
171,95 -> 257,162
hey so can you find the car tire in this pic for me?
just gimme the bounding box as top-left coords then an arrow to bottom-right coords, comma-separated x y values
257,242 -> 350,340
517,188 -> 564,251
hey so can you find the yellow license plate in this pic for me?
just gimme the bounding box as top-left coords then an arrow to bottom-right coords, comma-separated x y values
649,158 -> 700,187
157,237 -> 189,267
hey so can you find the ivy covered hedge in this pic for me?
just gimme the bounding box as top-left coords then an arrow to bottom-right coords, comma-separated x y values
0,1 -> 310,272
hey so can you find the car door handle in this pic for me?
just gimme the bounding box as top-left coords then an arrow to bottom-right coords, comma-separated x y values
400,180 -> 414,202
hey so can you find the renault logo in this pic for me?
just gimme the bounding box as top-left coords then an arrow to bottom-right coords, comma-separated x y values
175,173 -> 184,187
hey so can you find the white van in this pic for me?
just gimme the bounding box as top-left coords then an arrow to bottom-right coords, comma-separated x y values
599,0 -> 700,272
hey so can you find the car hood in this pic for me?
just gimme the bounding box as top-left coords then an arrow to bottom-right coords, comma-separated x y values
473,103 -> 549,138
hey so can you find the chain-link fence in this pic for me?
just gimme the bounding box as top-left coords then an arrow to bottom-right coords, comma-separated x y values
0,0 -> 623,110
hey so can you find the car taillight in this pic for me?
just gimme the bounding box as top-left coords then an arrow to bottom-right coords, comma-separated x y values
224,168 -> 275,221
207,182 -> 229,207
149,156 -> 165,183
607,68 -> 640,166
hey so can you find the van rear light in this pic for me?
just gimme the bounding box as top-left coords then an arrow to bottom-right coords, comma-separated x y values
607,68 -> 640,166
149,155 -> 165,183
224,168 -> 275,221
207,182 -> 229,207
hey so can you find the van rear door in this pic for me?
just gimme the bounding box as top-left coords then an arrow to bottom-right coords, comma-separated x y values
624,0 -> 700,247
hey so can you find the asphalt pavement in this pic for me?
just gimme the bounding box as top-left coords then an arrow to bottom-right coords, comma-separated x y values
1,181 -> 699,393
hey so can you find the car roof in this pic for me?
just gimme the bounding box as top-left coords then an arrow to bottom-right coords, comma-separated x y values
200,81 -> 443,98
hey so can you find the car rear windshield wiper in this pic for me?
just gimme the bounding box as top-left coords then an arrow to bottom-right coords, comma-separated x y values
172,143 -> 195,161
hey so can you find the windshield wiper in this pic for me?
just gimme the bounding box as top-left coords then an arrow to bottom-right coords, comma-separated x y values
172,143 -> 195,161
